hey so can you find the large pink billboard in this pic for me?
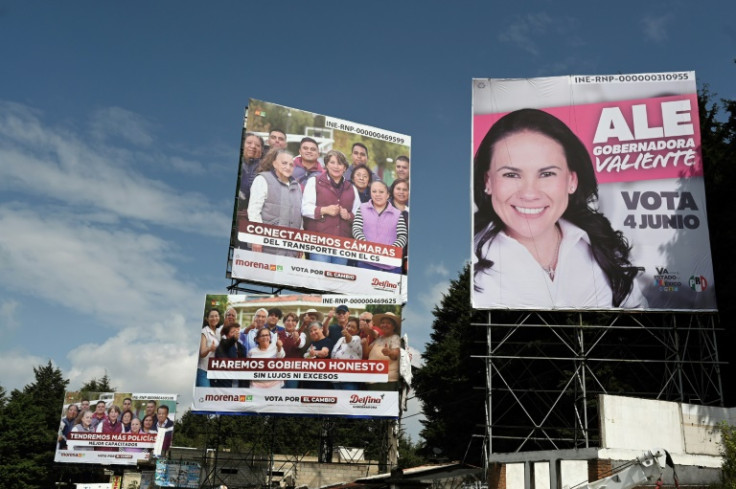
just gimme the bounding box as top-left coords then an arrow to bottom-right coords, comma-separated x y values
471,72 -> 716,311
229,100 -> 411,301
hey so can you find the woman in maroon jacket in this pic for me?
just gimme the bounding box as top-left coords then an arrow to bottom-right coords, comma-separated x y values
95,405 -> 122,451
301,150 -> 360,265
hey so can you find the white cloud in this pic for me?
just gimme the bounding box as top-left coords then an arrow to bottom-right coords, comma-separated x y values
169,156 -> 206,175
0,205 -> 199,326
418,279 -> 453,312
424,262 -> 449,277
641,13 -> 674,43
0,101 -> 229,236
0,350 -> 51,392
89,106 -> 156,147
65,316 -> 198,411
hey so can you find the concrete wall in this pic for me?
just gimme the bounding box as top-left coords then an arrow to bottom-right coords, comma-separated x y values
296,461 -> 379,488
600,395 -> 685,453
600,394 -> 736,458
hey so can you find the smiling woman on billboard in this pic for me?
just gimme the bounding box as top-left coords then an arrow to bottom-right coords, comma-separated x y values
472,108 -> 646,310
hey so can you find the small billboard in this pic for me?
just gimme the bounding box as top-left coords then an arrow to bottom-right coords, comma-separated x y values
471,71 -> 716,311
54,391 -> 177,465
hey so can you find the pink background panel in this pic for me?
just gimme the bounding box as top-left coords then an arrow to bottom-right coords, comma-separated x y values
473,94 -> 703,184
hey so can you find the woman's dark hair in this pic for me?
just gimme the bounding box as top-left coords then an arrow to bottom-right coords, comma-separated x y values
220,323 -> 241,339
203,308 -> 221,328
242,132 -> 264,158
473,108 -> 637,307
350,164 -> 373,188
389,178 -> 409,205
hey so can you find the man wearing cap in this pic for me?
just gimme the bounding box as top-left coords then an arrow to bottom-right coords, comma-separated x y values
323,305 -> 351,344
298,308 -> 323,335
296,308 -> 323,355
365,312 -> 401,390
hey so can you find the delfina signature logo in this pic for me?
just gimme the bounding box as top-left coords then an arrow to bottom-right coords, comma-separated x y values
371,278 -> 399,292
325,270 -> 357,281
61,452 -> 84,458
202,394 -> 253,403
234,259 -> 283,272
349,393 -> 384,407
301,396 -> 338,404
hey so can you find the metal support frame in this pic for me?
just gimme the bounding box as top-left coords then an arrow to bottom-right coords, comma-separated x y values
476,311 -> 724,456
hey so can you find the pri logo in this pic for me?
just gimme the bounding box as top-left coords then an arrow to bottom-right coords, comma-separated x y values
688,275 -> 708,292
371,278 -> 399,292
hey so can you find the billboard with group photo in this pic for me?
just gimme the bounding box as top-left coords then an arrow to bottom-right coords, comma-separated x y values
54,391 -> 178,465
229,99 -> 411,302
192,293 -> 402,418
471,71 -> 716,312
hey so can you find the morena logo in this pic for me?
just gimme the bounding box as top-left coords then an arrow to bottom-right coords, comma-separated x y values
203,394 -> 252,403
689,275 -> 708,292
235,259 -> 283,272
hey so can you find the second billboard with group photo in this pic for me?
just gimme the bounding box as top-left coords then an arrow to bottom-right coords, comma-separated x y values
229,100 -> 411,302
192,294 -> 403,418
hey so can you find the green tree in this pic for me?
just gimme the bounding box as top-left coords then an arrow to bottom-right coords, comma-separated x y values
0,361 -> 68,489
698,88 -> 736,406
717,422 -> 736,489
412,265 -> 487,464
80,372 -> 114,394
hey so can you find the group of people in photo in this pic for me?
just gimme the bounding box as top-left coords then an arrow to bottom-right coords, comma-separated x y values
57,397 -> 174,453
197,304 -> 401,391
238,129 -> 410,274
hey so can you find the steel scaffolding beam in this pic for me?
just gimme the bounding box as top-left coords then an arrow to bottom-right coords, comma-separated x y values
475,311 -> 724,455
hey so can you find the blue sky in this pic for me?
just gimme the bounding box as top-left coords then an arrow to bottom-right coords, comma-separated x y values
1,1 -> 734,442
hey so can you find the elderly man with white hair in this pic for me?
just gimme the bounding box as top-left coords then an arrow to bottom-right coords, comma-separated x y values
239,308 -> 268,353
